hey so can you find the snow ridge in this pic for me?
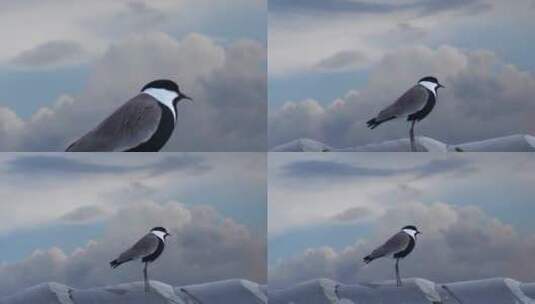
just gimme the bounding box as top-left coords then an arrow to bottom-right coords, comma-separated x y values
1,279 -> 267,304
271,134 -> 535,152
269,277 -> 535,304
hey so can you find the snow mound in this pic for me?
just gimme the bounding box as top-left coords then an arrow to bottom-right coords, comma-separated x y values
1,279 -> 267,304
177,279 -> 268,304
271,139 -> 332,152
450,135 -> 535,152
268,277 -> 535,304
271,134 -> 535,152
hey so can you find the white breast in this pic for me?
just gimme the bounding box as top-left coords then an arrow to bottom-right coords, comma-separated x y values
142,88 -> 178,120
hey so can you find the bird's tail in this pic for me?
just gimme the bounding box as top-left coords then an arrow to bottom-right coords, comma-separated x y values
366,118 -> 380,129
363,255 -> 375,264
367,116 -> 395,129
110,259 -> 123,269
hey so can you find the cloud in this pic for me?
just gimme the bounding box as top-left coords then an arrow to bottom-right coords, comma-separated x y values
0,32 -> 266,151
0,201 -> 266,296
315,50 -> 368,71
331,207 -> 372,222
269,201 -> 535,287
269,0 -> 491,16
269,46 -> 535,147
59,206 -> 108,224
281,157 -> 473,179
9,40 -> 89,69
5,154 -> 210,176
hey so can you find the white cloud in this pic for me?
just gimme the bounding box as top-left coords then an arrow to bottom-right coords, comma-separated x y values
270,201 -> 535,287
0,32 -> 266,151
269,46 -> 535,147
0,153 -> 265,234
0,201 -> 266,296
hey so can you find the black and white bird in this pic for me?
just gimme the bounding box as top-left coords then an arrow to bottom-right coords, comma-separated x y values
110,227 -> 171,292
66,79 -> 192,152
363,225 -> 421,287
366,76 -> 444,151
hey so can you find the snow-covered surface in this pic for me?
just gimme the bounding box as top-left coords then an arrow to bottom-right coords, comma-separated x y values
269,277 -> 535,304
0,279 -> 267,304
271,139 -> 332,152
450,134 -> 535,152
271,134 -> 535,152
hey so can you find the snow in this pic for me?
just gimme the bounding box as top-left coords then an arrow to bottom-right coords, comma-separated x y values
450,135 -> 535,152
271,135 -> 535,152
271,139 -> 332,152
268,277 -> 535,304
0,279 -> 267,304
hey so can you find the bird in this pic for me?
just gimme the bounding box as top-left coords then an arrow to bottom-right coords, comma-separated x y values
363,225 -> 421,287
66,79 -> 192,152
366,76 -> 444,152
110,227 -> 171,292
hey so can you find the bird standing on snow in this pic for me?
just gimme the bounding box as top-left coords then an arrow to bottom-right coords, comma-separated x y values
367,76 -> 444,152
363,225 -> 421,287
110,227 -> 171,292
66,79 -> 192,152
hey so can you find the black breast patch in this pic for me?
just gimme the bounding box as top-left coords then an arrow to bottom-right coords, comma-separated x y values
126,103 -> 175,152
407,91 -> 436,122
394,237 -> 415,259
142,239 -> 165,263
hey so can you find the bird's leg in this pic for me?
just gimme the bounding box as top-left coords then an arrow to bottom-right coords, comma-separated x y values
409,120 -> 416,152
395,259 -> 402,287
144,262 -> 150,293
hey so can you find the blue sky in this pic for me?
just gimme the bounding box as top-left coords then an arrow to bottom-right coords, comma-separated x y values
0,0 -> 267,151
268,153 -> 535,273
268,0 -> 535,148
269,0 -> 535,107
0,1 -> 265,115
0,153 -> 266,264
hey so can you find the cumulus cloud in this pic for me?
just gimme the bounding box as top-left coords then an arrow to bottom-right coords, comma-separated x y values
9,40 -> 89,69
269,46 -> 535,147
315,50 -> 368,71
269,201 -> 535,287
0,32 -> 266,151
59,205 -> 108,224
0,201 -> 266,296
331,207 -> 372,222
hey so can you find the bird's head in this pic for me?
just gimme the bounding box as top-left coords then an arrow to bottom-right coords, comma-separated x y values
141,79 -> 192,107
151,226 -> 171,241
418,76 -> 444,95
402,225 -> 421,238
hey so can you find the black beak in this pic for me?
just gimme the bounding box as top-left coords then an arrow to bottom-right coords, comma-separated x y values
166,233 -> 171,237
180,93 -> 193,101
438,83 -> 445,89
417,231 -> 422,235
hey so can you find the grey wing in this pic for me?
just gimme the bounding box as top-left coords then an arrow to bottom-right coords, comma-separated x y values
66,94 -> 162,152
376,85 -> 429,121
116,233 -> 159,263
368,232 -> 411,259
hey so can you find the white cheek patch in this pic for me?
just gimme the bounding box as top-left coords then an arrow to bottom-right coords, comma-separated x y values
418,81 -> 438,97
142,88 -> 178,121
403,229 -> 417,239
151,230 -> 167,241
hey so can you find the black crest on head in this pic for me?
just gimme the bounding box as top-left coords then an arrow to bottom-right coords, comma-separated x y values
402,225 -> 418,231
141,79 -> 180,94
418,76 -> 439,84
151,226 -> 168,233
